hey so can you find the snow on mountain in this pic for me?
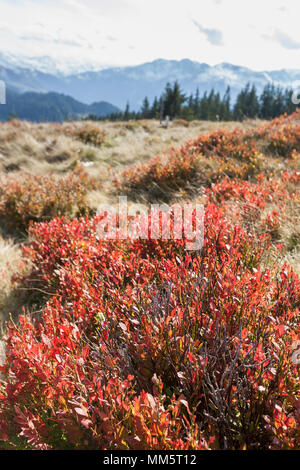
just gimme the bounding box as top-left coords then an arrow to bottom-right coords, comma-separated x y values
0,56 -> 300,110
0,52 -> 111,76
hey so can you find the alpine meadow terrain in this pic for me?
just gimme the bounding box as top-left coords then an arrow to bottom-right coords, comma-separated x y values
0,113 -> 299,450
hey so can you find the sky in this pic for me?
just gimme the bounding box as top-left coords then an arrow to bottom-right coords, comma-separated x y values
0,0 -> 299,73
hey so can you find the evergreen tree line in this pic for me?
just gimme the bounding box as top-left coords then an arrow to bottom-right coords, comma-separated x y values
90,81 -> 298,122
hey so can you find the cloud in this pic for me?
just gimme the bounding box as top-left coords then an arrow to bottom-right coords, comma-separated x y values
273,29 -> 300,49
193,20 -> 223,46
20,33 -> 83,48
65,0 -> 131,17
106,35 -> 117,42
53,38 -> 83,47
0,0 -> 299,72
263,29 -> 300,50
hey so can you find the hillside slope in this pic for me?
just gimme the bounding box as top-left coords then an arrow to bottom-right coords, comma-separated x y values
0,89 -> 119,122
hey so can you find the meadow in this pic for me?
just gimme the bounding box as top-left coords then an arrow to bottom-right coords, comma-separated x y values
0,113 -> 299,450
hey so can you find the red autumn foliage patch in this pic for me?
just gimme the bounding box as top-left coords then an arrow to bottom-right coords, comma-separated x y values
0,113 -> 299,450
117,111 -> 300,195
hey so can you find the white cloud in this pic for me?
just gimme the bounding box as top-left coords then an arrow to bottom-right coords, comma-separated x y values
0,0 -> 299,73
273,29 -> 300,49
193,21 -> 223,46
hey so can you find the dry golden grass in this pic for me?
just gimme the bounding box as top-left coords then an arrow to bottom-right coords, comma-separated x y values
0,118 -> 264,207
0,118 -> 263,176
0,235 -> 24,324
277,203 -> 300,274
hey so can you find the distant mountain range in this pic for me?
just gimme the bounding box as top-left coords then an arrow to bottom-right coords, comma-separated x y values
1,56 -> 300,115
0,89 -> 119,122
0,51 -> 111,76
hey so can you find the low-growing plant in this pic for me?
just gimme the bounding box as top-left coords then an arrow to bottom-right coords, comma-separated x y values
0,201 -> 298,450
65,124 -> 106,147
116,112 -> 300,199
0,112 -> 299,451
0,168 -> 98,233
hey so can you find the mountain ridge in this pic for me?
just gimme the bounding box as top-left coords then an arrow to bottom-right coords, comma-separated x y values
0,89 -> 120,122
1,57 -> 300,111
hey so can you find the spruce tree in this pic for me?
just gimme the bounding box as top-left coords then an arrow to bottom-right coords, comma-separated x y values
141,97 -> 150,118
220,86 -> 231,121
124,102 -> 130,121
193,88 -> 201,118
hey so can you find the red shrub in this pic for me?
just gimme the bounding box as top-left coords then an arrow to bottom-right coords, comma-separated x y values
0,113 -> 299,450
0,203 -> 299,449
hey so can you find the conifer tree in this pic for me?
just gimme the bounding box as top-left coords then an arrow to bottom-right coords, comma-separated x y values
141,97 -> 150,118
124,102 -> 130,120
193,88 -> 201,118
150,96 -> 160,119
220,86 -> 232,121
162,81 -> 186,118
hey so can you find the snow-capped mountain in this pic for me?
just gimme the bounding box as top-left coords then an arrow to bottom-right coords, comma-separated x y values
1,57 -> 300,111
0,52 -> 110,76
